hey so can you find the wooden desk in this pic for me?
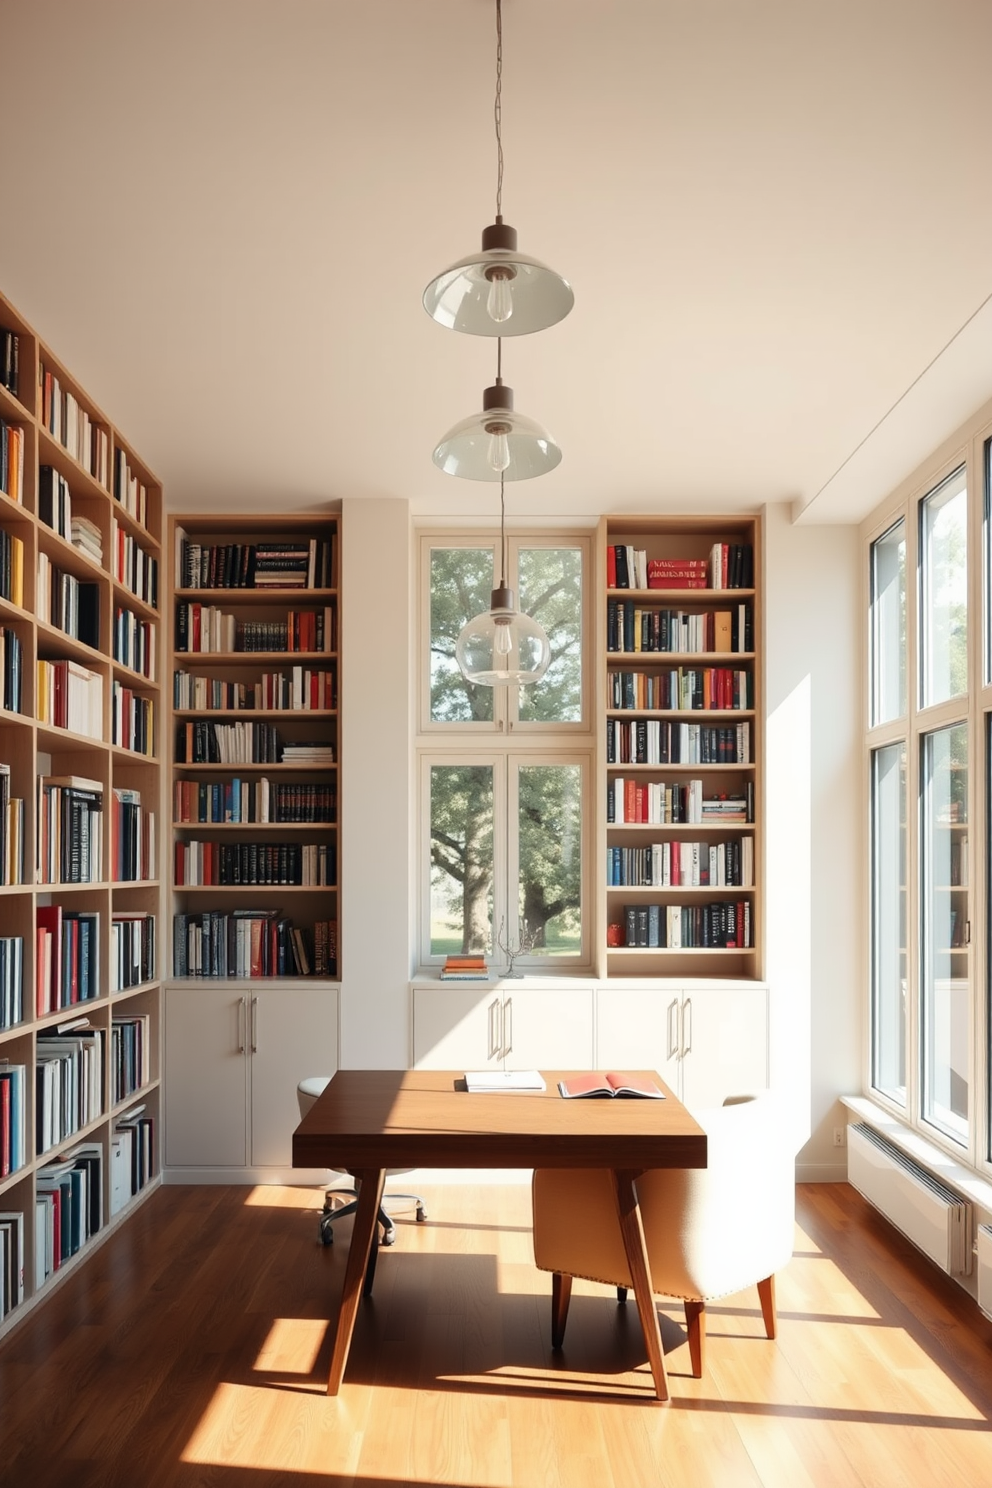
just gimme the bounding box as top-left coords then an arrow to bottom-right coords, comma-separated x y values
292,1069 -> 707,1401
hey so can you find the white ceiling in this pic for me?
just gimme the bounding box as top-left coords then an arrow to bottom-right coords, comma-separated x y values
3,0 -> 992,525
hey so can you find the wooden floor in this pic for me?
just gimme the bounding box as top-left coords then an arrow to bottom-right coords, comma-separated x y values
1,1181 -> 992,1488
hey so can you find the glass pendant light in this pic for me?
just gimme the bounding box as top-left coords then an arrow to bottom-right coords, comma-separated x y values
432,367 -> 561,482
455,474 -> 551,687
423,0 -> 573,339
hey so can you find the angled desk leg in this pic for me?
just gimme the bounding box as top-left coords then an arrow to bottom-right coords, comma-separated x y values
326,1166 -> 385,1395
611,1168 -> 669,1403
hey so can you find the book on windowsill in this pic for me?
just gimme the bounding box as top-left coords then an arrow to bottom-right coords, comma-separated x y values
465,1070 -> 546,1093
558,1072 -> 665,1099
440,955 -> 490,981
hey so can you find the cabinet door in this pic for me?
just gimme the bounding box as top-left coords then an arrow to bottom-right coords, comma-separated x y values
249,986 -> 338,1167
164,989 -> 248,1167
501,989 -> 594,1070
412,986 -> 504,1070
595,988 -> 682,1091
679,986 -> 768,1112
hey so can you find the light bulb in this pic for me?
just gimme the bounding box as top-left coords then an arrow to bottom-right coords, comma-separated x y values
487,423 -> 511,473
494,619 -> 513,657
486,267 -> 513,324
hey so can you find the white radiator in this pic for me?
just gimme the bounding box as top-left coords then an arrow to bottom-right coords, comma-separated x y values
978,1225 -> 992,1320
847,1123 -> 972,1276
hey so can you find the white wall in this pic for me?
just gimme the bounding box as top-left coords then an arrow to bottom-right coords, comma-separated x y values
340,497 -> 413,1067
764,503 -> 863,1179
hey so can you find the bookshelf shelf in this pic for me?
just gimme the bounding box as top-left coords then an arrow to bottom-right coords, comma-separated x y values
0,284 -> 164,1340
598,515 -> 762,980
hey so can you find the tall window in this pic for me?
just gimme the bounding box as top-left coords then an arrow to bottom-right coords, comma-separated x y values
921,723 -> 969,1143
871,742 -> 906,1105
919,466 -> 967,709
420,535 -> 591,971
870,519 -> 906,726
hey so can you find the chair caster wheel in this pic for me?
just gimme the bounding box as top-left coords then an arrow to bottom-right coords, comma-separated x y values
381,1228 -> 397,1247
319,1217 -> 335,1246
416,1204 -> 427,1222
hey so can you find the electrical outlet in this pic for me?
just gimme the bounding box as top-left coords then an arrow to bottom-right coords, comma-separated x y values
833,1126 -> 846,1147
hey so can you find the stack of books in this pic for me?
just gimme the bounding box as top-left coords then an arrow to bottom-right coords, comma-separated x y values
440,955 -> 490,981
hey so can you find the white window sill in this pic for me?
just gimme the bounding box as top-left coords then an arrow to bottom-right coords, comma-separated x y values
841,1094 -> 992,1217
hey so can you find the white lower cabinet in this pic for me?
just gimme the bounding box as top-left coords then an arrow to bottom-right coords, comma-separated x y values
164,984 -> 338,1175
412,984 -> 594,1071
595,985 -> 768,1112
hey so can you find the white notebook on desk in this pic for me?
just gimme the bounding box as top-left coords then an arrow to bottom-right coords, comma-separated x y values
464,1070 -> 546,1093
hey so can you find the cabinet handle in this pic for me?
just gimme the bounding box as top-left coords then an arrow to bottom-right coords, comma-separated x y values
488,997 -> 501,1061
237,996 -> 247,1053
681,997 -> 692,1057
502,996 -> 513,1059
667,998 -> 680,1061
250,996 -> 258,1053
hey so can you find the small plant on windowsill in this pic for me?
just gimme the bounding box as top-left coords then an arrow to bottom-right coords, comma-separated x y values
495,917 -> 539,979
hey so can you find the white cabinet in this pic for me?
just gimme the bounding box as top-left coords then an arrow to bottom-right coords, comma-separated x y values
164,984 -> 338,1175
412,983 -> 594,1072
595,985 -> 768,1112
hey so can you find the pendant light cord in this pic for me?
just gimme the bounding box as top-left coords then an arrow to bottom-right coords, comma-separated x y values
499,471 -> 507,587
494,0 -> 504,219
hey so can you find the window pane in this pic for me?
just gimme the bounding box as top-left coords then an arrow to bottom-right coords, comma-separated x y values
430,765 -> 493,955
871,743 -> 906,1105
920,467 -> 967,708
870,520 -> 906,726
516,764 -> 582,957
517,547 -> 583,723
921,723 -> 969,1143
429,548 -> 495,723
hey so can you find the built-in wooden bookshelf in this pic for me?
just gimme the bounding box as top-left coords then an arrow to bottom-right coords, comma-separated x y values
598,514 -> 762,980
0,288 -> 163,1339
167,514 -> 340,984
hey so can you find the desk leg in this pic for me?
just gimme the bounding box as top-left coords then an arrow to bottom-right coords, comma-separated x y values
326,1166 -> 385,1395
611,1168 -> 669,1403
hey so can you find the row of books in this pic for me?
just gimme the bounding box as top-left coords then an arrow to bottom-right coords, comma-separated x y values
36,908 -> 100,1015
110,518 -> 158,609
607,718 -> 751,766
606,838 -> 754,888
173,840 -> 334,887
113,449 -> 150,530
0,420 -> 24,503
0,1062 -> 26,1176
709,542 -> 754,589
111,912 -> 156,992
173,777 -> 337,824
608,778 -> 752,825
0,936 -> 23,1029
111,680 -> 155,756
36,657 -> 104,739
110,788 -> 156,883
110,1108 -> 155,1216
608,667 -> 753,713
0,525 -> 25,604
175,719 -> 283,765
0,1209 -> 23,1322
37,776 -> 103,885
618,899 -> 753,948
174,604 -> 333,655
172,666 -> 335,713
40,364 -> 109,486
172,912 -> 337,978
111,1014 -> 151,1105
38,464 -> 73,539
608,547 -> 710,591
607,601 -> 753,655
36,1142 -> 103,1286
176,533 -> 334,591
0,328 -> 18,396
37,1024 -> 105,1156
37,554 -> 100,648
1,626 -> 22,713
114,606 -> 157,680
0,764 -> 25,884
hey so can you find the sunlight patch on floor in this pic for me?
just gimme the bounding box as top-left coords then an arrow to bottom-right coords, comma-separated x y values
181,1382 -> 361,1472
253,1316 -> 326,1374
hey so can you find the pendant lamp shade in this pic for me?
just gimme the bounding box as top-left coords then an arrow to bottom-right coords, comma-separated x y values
455,582 -> 551,686
433,379 -> 561,482
424,218 -> 574,337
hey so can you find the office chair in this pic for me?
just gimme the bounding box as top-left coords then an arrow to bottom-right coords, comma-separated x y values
296,1076 -> 427,1247
531,1093 -> 794,1378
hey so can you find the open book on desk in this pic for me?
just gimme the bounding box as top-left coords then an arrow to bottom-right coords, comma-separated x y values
558,1072 -> 665,1100
464,1070 -> 546,1093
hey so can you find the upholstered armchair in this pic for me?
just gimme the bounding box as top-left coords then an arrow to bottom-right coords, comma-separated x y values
531,1093 -> 795,1377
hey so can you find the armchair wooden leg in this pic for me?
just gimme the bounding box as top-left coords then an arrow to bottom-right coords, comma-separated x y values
683,1299 -> 705,1378
757,1275 -> 777,1339
551,1272 -> 572,1349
